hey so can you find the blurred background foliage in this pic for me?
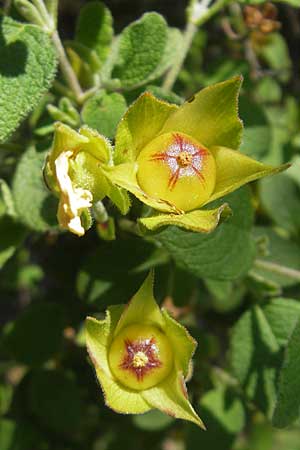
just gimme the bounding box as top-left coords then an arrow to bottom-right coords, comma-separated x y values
1,0 -> 300,449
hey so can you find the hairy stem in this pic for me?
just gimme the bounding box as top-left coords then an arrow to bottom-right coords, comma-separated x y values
163,0 -> 230,91
254,259 -> 300,282
163,21 -> 197,91
51,30 -> 84,103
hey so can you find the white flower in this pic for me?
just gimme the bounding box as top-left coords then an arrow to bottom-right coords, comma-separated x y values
55,151 -> 92,236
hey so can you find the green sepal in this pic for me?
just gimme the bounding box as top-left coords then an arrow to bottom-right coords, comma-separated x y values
86,314 -> 111,376
45,122 -> 112,195
114,92 -> 178,164
161,76 -> 243,150
162,309 -> 197,378
113,271 -> 165,336
206,146 -> 290,205
69,151 -> 111,201
95,366 -> 152,414
102,163 -> 180,213
139,203 -> 232,233
142,371 -> 205,429
107,184 -> 131,215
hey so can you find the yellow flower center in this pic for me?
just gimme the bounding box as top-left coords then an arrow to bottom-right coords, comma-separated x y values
132,351 -> 149,368
108,324 -> 173,390
177,151 -> 193,167
136,132 -> 216,211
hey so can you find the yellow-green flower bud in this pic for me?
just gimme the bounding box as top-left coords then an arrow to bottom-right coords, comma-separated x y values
109,323 -> 173,390
137,132 -> 216,211
85,272 -> 205,428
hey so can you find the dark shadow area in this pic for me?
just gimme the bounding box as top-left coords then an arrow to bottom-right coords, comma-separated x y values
0,16 -> 28,77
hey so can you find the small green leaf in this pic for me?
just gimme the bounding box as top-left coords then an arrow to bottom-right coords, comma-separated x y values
12,146 -> 58,232
161,77 -> 243,150
273,317 -> 300,427
75,1 -> 113,63
139,203 -> 231,233
112,13 -> 168,89
0,16 -> 57,142
81,90 -> 127,139
156,188 -> 256,280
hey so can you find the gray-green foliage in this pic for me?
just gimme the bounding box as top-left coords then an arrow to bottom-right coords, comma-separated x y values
157,188 -> 256,280
0,16 -> 57,142
112,13 -> 175,89
230,298 -> 300,420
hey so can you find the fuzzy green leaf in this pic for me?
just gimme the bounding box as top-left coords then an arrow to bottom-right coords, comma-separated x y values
81,90 -> 127,139
112,13 -> 168,89
75,1 -> 113,63
273,317 -> 300,427
156,188 -> 256,280
230,299 -> 300,418
0,16 -> 57,142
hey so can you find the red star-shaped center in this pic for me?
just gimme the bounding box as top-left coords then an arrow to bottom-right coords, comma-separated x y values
119,337 -> 162,381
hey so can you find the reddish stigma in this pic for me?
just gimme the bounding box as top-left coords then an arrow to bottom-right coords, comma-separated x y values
150,133 -> 208,190
119,337 -> 162,381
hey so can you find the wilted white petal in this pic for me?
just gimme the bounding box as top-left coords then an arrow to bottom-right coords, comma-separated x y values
55,152 -> 93,236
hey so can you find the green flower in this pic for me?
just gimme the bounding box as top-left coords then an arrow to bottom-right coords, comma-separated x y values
102,76 -> 288,233
85,272 -> 205,428
44,123 -> 130,236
